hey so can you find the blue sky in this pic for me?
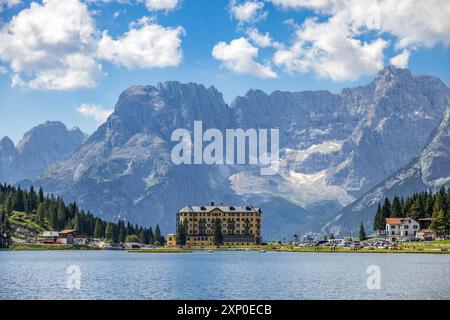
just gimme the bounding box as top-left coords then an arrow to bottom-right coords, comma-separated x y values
0,0 -> 449,142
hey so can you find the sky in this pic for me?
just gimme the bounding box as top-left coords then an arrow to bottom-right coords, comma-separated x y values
0,0 -> 449,143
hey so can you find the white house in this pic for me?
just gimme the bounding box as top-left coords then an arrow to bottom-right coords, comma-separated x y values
385,218 -> 420,242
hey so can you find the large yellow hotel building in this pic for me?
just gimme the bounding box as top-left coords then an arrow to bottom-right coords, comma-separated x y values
177,203 -> 262,246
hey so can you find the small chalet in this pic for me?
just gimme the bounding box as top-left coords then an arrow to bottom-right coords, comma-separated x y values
58,230 -> 84,244
42,231 -> 60,244
385,218 -> 420,242
417,218 -> 434,240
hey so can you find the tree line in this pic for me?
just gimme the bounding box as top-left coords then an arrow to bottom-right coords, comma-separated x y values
373,187 -> 450,236
0,183 -> 165,245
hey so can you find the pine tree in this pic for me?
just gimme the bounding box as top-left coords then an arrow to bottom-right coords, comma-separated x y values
12,188 -> 25,212
147,227 -> 154,245
212,218 -> 223,246
105,222 -> 114,242
154,224 -> 162,246
409,198 -> 423,220
37,187 -> 44,203
94,220 -> 103,238
73,214 -> 82,232
373,203 -> 383,233
359,222 -> 367,241
380,197 -> 391,229
36,202 -> 46,228
139,230 -> 146,244
391,196 -> 403,218
431,208 -> 446,236
118,220 -> 126,243
57,202 -> 66,230
176,220 -> 187,246
4,195 -> 13,214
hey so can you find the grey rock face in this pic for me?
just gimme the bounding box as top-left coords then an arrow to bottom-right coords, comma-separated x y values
0,136 -> 19,183
0,121 -> 87,184
325,104 -> 450,235
39,82 -> 237,233
326,66 -> 450,197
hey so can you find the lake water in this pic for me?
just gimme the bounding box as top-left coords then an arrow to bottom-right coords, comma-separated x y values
1,251 -> 449,300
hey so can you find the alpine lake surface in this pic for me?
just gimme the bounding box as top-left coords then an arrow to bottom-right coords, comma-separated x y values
1,250 -> 449,300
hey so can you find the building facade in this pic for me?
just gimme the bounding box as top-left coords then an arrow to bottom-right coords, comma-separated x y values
177,204 -> 262,246
166,233 -> 177,247
385,218 -> 420,242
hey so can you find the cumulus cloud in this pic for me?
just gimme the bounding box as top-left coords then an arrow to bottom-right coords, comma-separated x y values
0,0 -> 21,11
230,1 -> 266,23
0,0 -> 185,90
390,49 -> 410,69
270,0 -> 334,10
145,0 -> 180,11
246,28 -> 281,48
273,16 -> 387,81
270,0 -> 450,81
76,103 -> 113,124
271,0 -> 450,49
212,37 -> 277,78
0,0 -> 103,90
98,17 -> 184,69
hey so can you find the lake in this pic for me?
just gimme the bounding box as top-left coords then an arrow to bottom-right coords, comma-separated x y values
1,251 -> 449,300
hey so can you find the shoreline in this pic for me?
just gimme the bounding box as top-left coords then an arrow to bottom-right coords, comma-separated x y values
3,243 -> 450,254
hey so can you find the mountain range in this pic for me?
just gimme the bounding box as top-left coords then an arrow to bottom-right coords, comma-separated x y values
0,121 -> 87,185
1,66 -> 449,239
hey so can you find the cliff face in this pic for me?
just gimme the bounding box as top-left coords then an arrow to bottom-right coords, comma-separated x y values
0,121 -> 87,184
325,103 -> 450,235
326,66 -> 450,197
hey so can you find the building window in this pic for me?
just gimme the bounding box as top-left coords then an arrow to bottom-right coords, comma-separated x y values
413,225 -> 418,229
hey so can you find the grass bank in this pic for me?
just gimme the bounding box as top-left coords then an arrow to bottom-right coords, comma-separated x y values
10,243 -> 101,251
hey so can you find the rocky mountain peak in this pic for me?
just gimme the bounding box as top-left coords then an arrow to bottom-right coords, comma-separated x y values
0,136 -> 16,150
376,65 -> 412,82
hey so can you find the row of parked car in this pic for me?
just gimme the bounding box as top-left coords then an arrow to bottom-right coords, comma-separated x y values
297,240 -> 392,249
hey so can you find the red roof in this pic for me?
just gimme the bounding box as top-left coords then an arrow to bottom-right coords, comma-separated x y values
385,218 -> 407,225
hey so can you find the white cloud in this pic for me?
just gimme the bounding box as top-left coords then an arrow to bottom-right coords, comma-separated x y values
0,1 -> 186,90
0,0 -> 21,11
390,49 -> 410,69
76,103 -> 113,124
230,1 -> 266,23
271,0 -> 450,49
145,0 -> 180,11
212,37 -> 277,79
270,0 -> 334,10
98,17 -> 184,69
0,66 -> 7,74
274,16 -> 387,81
0,0 -> 103,90
269,0 -> 450,81
247,28 -> 281,48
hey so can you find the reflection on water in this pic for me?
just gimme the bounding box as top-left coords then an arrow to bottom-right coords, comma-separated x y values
1,251 -> 449,300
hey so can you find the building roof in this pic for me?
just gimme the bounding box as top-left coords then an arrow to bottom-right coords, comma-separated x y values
42,231 -> 60,237
59,229 -> 80,235
386,217 -> 418,225
385,218 -> 406,225
179,205 -> 261,213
